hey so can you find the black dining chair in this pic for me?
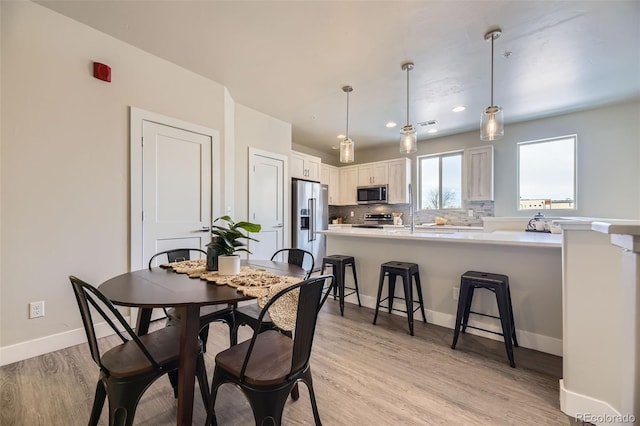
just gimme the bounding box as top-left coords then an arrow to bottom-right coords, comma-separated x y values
69,275 -> 210,426
148,248 -> 235,397
230,248 -> 314,346
205,274 -> 333,426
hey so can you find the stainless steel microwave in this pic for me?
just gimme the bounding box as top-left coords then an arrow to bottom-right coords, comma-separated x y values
357,185 -> 388,204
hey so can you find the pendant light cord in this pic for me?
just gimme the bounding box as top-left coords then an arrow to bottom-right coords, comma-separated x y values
490,35 -> 494,107
346,90 -> 350,139
406,66 -> 410,126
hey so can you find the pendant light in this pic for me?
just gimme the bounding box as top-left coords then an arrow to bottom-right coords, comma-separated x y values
480,28 -> 504,141
340,85 -> 355,163
400,62 -> 417,154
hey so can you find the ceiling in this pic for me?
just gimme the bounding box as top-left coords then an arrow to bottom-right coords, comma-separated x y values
37,1 -> 640,154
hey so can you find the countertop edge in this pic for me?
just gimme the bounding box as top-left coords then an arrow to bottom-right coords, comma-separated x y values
318,229 -> 561,248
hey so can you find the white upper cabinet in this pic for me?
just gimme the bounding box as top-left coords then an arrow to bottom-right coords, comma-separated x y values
463,145 -> 494,201
357,162 -> 389,186
339,166 -> 358,205
387,158 -> 411,204
291,151 -> 321,182
321,164 -> 340,205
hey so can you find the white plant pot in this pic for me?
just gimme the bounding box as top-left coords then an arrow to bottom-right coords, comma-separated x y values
218,255 -> 241,276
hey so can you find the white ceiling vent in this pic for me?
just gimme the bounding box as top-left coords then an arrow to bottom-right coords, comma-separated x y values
417,120 -> 438,128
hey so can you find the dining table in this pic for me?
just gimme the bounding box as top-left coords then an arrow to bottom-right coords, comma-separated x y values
98,259 -> 306,426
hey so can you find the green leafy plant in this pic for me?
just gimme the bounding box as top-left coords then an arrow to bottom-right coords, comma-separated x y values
208,215 -> 261,256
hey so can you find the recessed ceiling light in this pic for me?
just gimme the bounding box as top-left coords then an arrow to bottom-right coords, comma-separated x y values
386,122 -> 397,128
337,134 -> 345,139
452,106 -> 466,112
331,146 -> 338,150
427,128 -> 438,134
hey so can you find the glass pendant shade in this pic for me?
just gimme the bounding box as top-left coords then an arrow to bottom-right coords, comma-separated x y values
481,28 -> 504,141
400,125 -> 417,153
340,137 -> 354,163
399,62 -> 417,154
480,105 -> 504,141
339,86 -> 355,163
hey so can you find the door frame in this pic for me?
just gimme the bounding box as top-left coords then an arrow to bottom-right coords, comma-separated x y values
130,107 -> 222,271
248,147 -> 290,255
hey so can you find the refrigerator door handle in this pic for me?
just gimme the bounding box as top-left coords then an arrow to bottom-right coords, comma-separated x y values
308,198 -> 314,242
310,198 -> 316,242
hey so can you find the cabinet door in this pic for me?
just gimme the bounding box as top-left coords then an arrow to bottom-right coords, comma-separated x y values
306,158 -> 321,181
388,158 -> 411,204
321,164 -> 340,205
357,162 -> 389,186
357,165 -> 372,186
464,145 -> 494,201
371,163 -> 389,185
320,164 -> 331,185
339,166 -> 358,205
291,151 -> 321,181
328,167 -> 340,205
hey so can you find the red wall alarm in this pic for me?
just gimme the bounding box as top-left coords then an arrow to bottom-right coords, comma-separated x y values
93,62 -> 111,82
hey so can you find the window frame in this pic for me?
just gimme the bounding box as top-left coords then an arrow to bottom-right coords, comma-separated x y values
417,150 -> 463,211
516,134 -> 577,211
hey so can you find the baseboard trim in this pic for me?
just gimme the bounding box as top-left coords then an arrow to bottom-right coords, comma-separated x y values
3,293 -> 563,365
0,317 -> 129,367
559,379 -> 634,425
352,294 -> 562,356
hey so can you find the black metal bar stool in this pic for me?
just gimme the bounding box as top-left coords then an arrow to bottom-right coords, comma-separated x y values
320,255 -> 361,316
451,271 -> 518,367
373,261 -> 427,335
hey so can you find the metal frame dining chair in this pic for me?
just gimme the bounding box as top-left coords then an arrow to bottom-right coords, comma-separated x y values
231,248 -> 314,345
205,274 -> 333,426
69,275 -> 210,426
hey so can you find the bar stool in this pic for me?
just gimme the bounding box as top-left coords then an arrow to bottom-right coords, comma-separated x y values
321,255 -> 361,316
373,261 -> 427,336
451,271 -> 518,368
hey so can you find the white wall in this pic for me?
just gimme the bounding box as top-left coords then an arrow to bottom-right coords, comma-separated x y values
0,2 -> 285,361
234,103 -> 292,222
352,99 -> 640,220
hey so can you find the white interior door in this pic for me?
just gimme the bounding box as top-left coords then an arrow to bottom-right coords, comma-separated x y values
248,148 -> 287,260
130,108 -> 220,325
142,121 -> 211,264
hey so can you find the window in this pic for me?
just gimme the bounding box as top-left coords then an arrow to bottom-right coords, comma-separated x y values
418,152 -> 462,210
518,135 -> 576,210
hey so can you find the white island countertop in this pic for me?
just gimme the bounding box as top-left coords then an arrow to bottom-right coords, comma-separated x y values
318,228 -> 561,248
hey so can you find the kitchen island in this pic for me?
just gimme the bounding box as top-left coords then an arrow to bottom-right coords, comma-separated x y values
319,227 -> 562,355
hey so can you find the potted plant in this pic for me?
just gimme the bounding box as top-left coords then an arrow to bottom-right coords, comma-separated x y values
207,215 -> 261,275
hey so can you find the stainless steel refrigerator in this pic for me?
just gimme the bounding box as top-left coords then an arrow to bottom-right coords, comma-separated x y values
292,179 -> 328,271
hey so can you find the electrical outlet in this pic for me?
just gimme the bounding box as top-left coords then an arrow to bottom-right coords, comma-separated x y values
467,209 -> 474,217
452,287 -> 460,301
29,301 -> 45,319
350,211 -> 354,217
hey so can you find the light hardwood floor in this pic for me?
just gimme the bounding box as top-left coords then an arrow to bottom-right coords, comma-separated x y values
0,300 -> 572,425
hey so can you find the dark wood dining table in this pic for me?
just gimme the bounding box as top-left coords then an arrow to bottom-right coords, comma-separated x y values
98,259 -> 305,426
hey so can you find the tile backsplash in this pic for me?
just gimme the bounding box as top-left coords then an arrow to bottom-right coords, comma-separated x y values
328,201 -> 493,226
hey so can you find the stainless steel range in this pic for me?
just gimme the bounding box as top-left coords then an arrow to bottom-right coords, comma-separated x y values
352,213 -> 393,229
